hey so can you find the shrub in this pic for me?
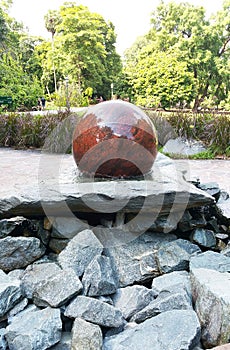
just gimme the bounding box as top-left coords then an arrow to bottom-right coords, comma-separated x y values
0,108 -> 229,158
0,110 -> 81,150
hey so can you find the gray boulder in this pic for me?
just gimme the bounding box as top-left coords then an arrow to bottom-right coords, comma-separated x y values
7,298 -> 28,323
8,304 -> 40,324
20,262 -> 62,298
151,270 -> 192,296
0,270 -> 22,318
103,309 -> 201,350
190,251 -> 230,272
105,231 -> 176,287
217,198 -> 230,223
33,268 -> 82,307
58,229 -> 103,277
221,244 -> 230,258
0,216 -> 27,238
82,255 -> 118,296
65,296 -> 125,328
49,332 -> 71,350
0,237 -> 45,272
125,211 -> 181,234
156,238 -> 201,273
95,295 -> 113,305
178,210 -> 200,232
191,268 -> 230,348
71,318 -> 103,350
111,285 -> 155,320
197,182 -> 221,201
190,228 -> 216,248
51,216 -> 89,239
5,307 -> 62,350
49,238 -> 69,253
0,329 -> 6,350
131,284 -> 192,323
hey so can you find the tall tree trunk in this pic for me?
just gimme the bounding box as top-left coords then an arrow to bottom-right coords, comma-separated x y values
52,33 -> 57,93
193,75 -> 211,110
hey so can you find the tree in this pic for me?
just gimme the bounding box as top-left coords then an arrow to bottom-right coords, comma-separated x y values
0,6 -> 9,50
42,2 -> 122,101
0,6 -> 43,109
127,46 -> 196,108
0,52 -> 43,108
44,10 -> 62,92
0,0 -> 12,12
124,1 -> 230,110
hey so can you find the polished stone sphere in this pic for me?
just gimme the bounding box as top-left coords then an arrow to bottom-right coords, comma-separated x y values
72,100 -> 158,178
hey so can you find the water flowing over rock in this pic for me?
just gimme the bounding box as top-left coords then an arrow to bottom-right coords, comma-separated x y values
0,150 -> 214,219
162,137 -> 206,156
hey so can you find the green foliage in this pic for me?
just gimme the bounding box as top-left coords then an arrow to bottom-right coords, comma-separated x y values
1,0 -> 230,112
0,111 -> 76,148
0,54 -> 43,109
44,10 -> 61,37
188,149 -> 216,160
123,0 -> 230,110
0,7 -> 44,110
128,49 -> 196,108
40,2 -> 122,102
0,2 -> 122,110
54,80 -> 90,108
0,6 -> 9,46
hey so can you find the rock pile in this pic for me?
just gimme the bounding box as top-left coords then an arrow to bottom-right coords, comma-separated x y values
0,151 -> 230,349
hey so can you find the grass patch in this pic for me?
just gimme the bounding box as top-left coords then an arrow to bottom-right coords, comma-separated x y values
188,149 -> 216,159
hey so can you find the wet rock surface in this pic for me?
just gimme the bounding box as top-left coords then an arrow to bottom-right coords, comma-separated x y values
0,149 -> 229,349
0,149 -> 214,218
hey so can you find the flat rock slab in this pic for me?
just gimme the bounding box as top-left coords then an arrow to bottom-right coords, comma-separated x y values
0,148 -> 214,218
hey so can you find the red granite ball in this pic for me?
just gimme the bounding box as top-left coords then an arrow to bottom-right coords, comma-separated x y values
72,100 -> 158,178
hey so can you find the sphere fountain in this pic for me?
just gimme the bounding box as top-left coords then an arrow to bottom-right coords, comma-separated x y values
72,100 -> 158,178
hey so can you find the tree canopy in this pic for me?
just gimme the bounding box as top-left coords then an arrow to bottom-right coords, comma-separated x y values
0,0 -> 229,110
123,0 -> 230,110
0,1 -> 122,108
41,2 -> 122,102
